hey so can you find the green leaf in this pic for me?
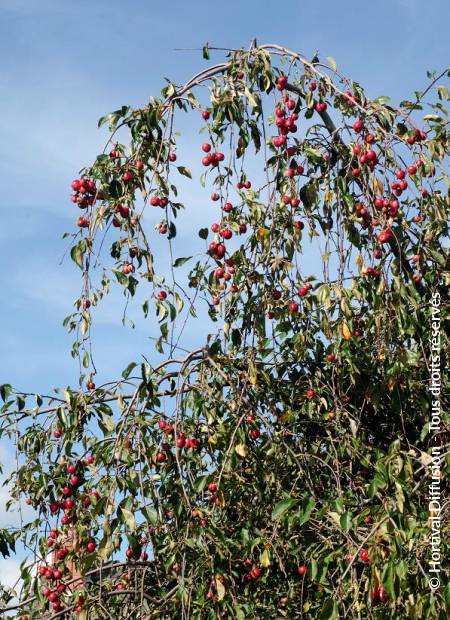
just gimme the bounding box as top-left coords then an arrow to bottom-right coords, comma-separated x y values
373,95 -> 391,105
234,608 -> 245,620
70,240 -> 87,270
119,507 -> 136,531
299,498 -> 315,525
100,413 -> 115,434
177,166 -> 192,179
381,563 -> 396,599
340,512 -> 352,532
122,362 -> 137,379
0,384 -> 12,403
109,179 -> 123,199
97,114 -> 109,128
113,269 -> 129,286
173,256 -> 192,268
82,351 -> 89,369
320,598 -> 339,620
142,506 -> 158,526
428,248 -> 446,266
300,183 -> 318,207
198,227 -> 209,240
271,497 -> 299,521
444,582 -> 450,611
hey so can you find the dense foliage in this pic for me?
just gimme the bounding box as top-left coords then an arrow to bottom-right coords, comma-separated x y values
1,43 -> 449,619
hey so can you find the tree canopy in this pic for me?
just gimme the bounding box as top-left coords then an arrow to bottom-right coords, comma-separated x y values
1,43 -> 449,619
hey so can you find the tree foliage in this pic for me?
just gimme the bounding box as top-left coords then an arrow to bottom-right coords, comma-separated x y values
1,43 -> 449,619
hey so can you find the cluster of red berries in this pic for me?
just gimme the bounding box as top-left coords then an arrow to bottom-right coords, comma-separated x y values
272,99 -> 299,148
284,159 -> 304,178
173,432 -> 200,450
276,75 -> 288,91
242,558 -> 307,584
353,202 -> 373,223
390,163 -> 422,195
39,564 -> 69,614
48,458 -> 95,518
236,179 -> 252,190
206,481 -> 221,508
405,127 -> 427,145
71,177 -> 99,228
315,101 -> 328,113
244,413 -> 261,439
121,262 -> 135,275
280,193 -> 301,207
210,255 -> 240,302
34,458 -> 99,614
213,260 -> 235,282
246,565 -> 263,581
351,134 -> 379,177
201,142 -> 225,167
150,195 -> 169,208
372,584 -> 389,605
377,228 -> 394,244
305,388 -> 316,401
208,240 -> 226,260
362,266 -> 381,279
156,418 -> 201,463
342,90 -> 359,108
71,178 -> 97,210
359,548 -> 370,563
111,203 -> 133,228
373,198 -> 400,218
38,558 -> 86,613
286,282 -> 313,314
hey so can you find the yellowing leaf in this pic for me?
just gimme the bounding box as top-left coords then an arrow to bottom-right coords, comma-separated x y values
372,176 -> 384,196
80,318 -> 89,336
249,362 -> 258,386
260,548 -> 271,567
256,227 -> 270,240
97,535 -> 116,561
419,451 -> 433,466
328,511 -> 341,527
395,482 -> 405,513
342,323 -> 352,341
326,56 -> 337,72
235,443 -> 248,458
215,578 -> 226,601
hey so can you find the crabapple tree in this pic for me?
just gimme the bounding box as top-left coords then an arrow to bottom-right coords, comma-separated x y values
0,43 -> 449,619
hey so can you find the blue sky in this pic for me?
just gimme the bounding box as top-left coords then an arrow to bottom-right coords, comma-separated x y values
0,0 -> 449,590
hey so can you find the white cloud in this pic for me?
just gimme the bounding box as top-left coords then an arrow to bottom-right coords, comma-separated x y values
0,557 -> 21,591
